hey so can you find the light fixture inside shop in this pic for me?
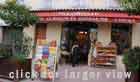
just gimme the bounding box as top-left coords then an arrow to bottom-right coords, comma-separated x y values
79,31 -> 87,34
79,31 -> 84,34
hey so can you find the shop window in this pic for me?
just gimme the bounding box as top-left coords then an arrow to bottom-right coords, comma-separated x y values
111,23 -> 132,55
3,27 -> 23,45
1,27 -> 23,56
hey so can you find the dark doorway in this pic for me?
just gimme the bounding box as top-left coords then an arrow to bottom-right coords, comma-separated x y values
61,22 -> 97,64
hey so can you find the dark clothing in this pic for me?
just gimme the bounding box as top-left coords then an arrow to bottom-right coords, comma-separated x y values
71,45 -> 80,66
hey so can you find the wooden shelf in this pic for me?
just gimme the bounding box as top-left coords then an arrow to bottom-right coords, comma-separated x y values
95,63 -> 116,66
91,46 -> 117,67
98,55 -> 116,57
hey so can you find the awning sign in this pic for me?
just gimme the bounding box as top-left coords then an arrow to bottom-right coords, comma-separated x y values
35,11 -> 140,23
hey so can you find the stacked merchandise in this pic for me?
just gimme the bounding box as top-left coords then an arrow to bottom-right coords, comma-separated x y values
95,47 -> 117,66
90,42 -> 117,67
32,39 -> 57,80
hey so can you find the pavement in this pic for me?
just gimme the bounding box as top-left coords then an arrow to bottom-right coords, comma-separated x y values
0,56 -> 126,82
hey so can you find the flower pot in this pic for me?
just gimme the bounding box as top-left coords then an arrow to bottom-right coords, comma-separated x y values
0,58 -> 31,80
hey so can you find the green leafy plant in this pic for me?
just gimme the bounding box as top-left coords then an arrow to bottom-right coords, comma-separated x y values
120,0 -> 140,14
0,0 -> 39,28
123,47 -> 140,71
10,33 -> 33,64
0,44 -> 12,58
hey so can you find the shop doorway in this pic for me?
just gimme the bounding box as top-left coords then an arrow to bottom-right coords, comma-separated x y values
60,22 -> 97,64
111,23 -> 132,55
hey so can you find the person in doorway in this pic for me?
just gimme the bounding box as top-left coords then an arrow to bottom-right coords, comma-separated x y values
71,41 -> 80,67
81,42 -> 89,64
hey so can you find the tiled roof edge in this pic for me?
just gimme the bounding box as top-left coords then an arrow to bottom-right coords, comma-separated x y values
31,8 -> 125,12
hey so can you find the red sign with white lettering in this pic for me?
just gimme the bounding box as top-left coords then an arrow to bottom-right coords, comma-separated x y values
34,11 -> 140,23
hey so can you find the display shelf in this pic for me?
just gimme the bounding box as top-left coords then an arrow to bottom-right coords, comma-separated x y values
92,46 -> 117,67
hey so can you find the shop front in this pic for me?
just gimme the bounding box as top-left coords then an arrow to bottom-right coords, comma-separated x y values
32,10 -> 140,65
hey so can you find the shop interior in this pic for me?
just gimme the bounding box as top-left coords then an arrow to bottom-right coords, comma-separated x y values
60,22 -> 97,64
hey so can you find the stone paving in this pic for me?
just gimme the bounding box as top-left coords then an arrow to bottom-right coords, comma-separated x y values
0,56 -> 126,82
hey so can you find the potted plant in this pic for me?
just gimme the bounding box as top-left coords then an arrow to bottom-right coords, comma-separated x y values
0,33 -> 33,80
123,47 -> 140,82
10,33 -> 33,79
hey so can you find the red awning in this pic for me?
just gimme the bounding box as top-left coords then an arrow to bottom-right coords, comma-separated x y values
33,10 -> 140,23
